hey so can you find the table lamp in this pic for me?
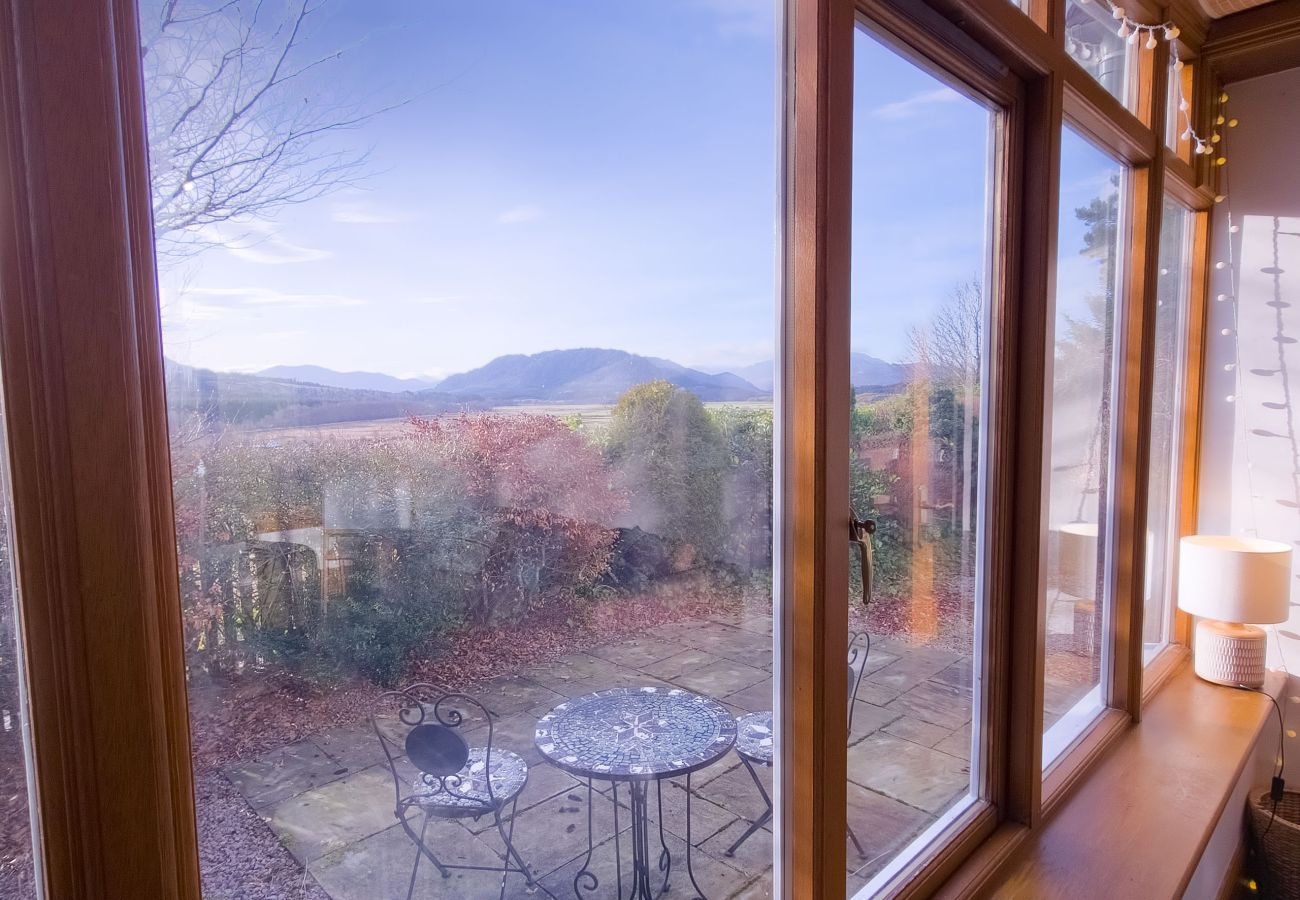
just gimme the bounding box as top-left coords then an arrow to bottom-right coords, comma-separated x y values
1057,523 -> 1099,600
1178,535 -> 1292,688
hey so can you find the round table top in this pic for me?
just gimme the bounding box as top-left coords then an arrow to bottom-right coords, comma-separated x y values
535,686 -> 736,781
734,710 -> 774,764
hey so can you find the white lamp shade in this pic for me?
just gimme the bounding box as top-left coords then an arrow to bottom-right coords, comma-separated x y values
1057,522 -> 1099,600
1177,535 -> 1292,624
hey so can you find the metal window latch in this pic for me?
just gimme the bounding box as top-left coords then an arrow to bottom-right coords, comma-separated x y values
850,513 -> 876,608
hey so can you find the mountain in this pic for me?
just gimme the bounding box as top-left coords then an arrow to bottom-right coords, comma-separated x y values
727,361 -> 776,392
714,353 -> 906,392
431,348 -> 765,404
849,353 -> 908,388
257,365 -> 439,393
165,360 -> 475,429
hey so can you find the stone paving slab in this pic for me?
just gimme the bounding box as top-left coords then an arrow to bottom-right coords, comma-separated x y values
308,819 -> 514,900
225,739 -> 347,810
846,734 -> 969,815
672,657 -> 770,698
267,765 -> 400,863
844,780 -> 932,877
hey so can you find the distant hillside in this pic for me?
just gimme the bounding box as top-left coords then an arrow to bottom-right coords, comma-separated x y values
165,360 -> 475,430
258,365 -> 438,394
719,353 -> 907,392
432,348 -> 765,403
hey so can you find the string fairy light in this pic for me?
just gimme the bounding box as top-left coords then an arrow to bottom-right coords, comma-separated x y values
1098,2 -> 1218,157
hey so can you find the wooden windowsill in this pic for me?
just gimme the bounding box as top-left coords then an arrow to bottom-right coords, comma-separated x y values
986,659 -> 1282,898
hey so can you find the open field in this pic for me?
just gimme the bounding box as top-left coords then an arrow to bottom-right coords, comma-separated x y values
245,399 -> 775,442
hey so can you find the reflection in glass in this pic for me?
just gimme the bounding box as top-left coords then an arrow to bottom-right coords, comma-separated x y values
1043,127 -> 1125,762
1065,0 -> 1132,107
1143,199 -> 1192,662
0,409 -> 38,898
847,26 -> 991,895
140,0 -> 779,897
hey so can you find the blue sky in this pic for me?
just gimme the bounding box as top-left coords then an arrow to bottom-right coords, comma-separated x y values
155,3 -> 1102,380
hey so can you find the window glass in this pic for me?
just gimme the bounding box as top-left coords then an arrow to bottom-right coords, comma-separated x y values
1143,199 -> 1192,663
1166,61 -> 1196,162
0,401 -> 39,898
1065,0 -> 1133,108
1043,126 -> 1126,764
1165,66 -> 1181,151
139,1 -> 780,897
847,25 -> 994,894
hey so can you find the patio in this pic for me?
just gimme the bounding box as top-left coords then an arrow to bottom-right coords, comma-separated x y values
216,603 -> 980,900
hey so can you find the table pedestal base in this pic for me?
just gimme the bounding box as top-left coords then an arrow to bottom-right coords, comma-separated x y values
573,776 -> 709,900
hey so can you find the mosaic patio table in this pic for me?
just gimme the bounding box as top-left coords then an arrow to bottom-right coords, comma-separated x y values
535,686 -> 736,900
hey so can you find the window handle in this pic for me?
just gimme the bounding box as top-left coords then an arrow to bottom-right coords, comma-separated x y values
850,513 -> 876,608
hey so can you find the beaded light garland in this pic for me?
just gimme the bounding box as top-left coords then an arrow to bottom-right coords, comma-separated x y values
1100,2 -> 1221,157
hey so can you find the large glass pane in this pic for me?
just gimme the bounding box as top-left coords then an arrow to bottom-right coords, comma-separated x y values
847,25 -> 993,895
1065,0 -> 1133,108
0,403 -> 39,897
140,1 -> 780,898
1143,199 -> 1193,663
1043,127 -> 1126,763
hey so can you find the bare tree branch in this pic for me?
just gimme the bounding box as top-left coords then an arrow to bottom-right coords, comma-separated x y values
140,0 -> 390,261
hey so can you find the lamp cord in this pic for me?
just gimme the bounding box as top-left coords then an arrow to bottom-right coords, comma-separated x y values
1235,684 -> 1285,840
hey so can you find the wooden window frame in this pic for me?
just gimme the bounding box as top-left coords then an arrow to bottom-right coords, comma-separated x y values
789,0 -> 1223,893
0,0 -> 200,896
0,0 -> 1261,897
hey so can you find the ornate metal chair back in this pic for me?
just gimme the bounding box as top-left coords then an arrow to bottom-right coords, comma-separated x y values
846,630 -> 871,732
371,682 -> 498,810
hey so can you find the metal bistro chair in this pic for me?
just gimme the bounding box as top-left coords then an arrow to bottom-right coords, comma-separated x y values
372,683 -> 535,900
725,631 -> 872,858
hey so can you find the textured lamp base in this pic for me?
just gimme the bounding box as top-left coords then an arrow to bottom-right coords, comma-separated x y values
1193,620 -> 1267,688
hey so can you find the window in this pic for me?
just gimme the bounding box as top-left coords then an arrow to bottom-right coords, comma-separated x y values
1143,199 -> 1193,663
139,1 -> 780,897
847,24 -> 996,893
1042,126 -> 1127,764
0,0 -> 1230,895
1065,0 -> 1133,108
1166,60 -> 1197,163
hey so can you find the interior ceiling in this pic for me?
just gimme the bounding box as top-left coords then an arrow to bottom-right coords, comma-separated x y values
1196,0 -> 1275,18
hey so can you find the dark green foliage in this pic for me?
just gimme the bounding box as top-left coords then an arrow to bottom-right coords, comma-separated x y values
712,406 -> 774,573
315,553 -> 448,686
606,381 -> 728,559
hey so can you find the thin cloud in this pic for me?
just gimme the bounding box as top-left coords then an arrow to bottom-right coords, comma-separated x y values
497,205 -> 544,225
331,202 -> 417,225
209,221 -> 333,264
872,87 -> 962,120
180,286 -> 366,320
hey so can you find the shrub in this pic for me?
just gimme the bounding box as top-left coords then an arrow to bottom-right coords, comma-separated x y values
314,553 -> 446,686
409,414 -> 626,625
605,381 -> 728,560
711,406 -> 774,573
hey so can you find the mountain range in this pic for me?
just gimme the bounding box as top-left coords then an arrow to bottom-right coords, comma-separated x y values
255,348 -> 909,400
433,348 -> 763,403
165,359 -> 474,429
167,347 -> 911,430
257,364 -> 439,394
715,353 -> 908,392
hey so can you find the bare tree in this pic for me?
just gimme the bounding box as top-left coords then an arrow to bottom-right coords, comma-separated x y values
906,277 -> 984,383
139,0 -> 385,259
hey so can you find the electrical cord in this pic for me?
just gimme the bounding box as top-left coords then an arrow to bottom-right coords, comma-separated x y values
1235,684 -> 1286,840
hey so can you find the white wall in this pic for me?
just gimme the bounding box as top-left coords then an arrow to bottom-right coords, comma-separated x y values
1198,65 -> 1300,776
